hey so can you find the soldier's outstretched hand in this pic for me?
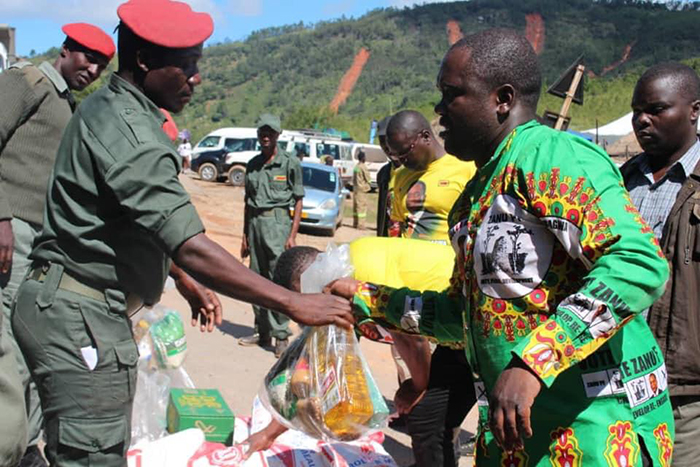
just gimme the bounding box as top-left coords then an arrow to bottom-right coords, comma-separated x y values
173,267 -> 223,332
286,292 -> 354,329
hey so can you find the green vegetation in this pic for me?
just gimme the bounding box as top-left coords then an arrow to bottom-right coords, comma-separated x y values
31,0 -> 700,142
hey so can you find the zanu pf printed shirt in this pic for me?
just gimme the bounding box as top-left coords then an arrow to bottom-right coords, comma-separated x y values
353,121 -> 675,466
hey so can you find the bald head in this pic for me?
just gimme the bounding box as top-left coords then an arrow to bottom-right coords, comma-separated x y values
449,28 -> 542,110
386,110 -> 444,171
635,62 -> 700,102
386,110 -> 433,141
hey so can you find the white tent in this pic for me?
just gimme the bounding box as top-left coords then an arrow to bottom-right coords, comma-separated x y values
582,112 -> 633,136
583,111 -> 699,136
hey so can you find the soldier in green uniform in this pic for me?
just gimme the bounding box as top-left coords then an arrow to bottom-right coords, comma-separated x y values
10,2 -> 352,466
240,114 -> 304,357
0,23 -> 114,467
353,150 -> 371,229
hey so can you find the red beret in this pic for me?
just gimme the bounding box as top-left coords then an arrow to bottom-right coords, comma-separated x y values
117,0 -> 214,49
62,23 -> 115,60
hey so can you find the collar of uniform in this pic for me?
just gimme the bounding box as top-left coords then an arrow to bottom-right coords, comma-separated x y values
262,145 -> 288,167
637,138 -> 700,186
108,73 -> 168,126
38,61 -> 69,95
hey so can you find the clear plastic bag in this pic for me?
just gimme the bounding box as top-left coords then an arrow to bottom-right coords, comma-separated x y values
133,306 -> 187,370
260,244 -> 389,442
130,306 -> 195,447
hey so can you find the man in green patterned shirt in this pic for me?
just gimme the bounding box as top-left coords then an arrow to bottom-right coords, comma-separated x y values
331,29 -> 674,466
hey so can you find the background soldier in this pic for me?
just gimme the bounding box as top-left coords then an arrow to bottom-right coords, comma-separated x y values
352,150 -> 371,229
240,114 -> 304,357
11,2 -> 351,465
0,22 -> 113,467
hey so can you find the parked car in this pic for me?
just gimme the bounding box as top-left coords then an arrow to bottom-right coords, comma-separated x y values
191,127 -> 352,186
295,162 -> 346,236
190,128 -> 259,185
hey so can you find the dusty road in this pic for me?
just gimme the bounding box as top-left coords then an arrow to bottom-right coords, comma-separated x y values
160,174 -> 476,466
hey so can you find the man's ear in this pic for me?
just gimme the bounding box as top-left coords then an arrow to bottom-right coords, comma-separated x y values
135,49 -> 150,73
60,43 -> 69,58
495,84 -> 515,118
690,99 -> 700,126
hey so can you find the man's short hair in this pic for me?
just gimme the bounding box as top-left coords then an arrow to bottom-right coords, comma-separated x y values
451,28 -> 542,109
636,62 -> 700,101
273,246 -> 320,291
117,22 -> 169,72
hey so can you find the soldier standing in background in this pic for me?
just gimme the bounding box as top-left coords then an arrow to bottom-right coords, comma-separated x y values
353,150 -> 371,229
240,114 -> 305,357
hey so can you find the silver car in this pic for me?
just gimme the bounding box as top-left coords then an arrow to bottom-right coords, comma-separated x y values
296,162 -> 346,236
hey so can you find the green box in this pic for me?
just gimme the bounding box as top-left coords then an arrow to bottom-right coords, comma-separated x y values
167,388 -> 234,445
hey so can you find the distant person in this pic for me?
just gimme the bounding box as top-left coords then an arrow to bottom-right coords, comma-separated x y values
295,146 -> 307,161
352,150 -> 371,229
240,114 -> 306,357
622,62 -> 700,465
385,109 -> 477,467
178,136 -> 193,172
324,154 -> 334,166
0,22 -> 114,467
375,115 -> 402,237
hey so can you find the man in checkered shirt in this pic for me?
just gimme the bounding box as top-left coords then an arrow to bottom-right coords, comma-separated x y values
621,62 -> 700,465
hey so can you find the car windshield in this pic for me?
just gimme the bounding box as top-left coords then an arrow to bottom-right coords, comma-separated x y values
197,136 -> 220,148
303,166 -> 336,192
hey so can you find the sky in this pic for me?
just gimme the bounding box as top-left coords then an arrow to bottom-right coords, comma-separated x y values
1,0 -> 458,57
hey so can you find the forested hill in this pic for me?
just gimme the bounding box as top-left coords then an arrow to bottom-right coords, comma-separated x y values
70,0 -> 700,141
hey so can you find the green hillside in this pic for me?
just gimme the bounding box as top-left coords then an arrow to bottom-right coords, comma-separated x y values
39,0 -> 700,142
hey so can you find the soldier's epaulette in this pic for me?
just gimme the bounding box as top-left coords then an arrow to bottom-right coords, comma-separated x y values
10,61 -> 45,88
9,60 -> 33,69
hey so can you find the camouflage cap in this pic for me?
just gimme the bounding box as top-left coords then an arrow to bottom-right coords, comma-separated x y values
256,114 -> 282,133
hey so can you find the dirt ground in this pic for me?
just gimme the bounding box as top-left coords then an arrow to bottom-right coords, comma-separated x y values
159,174 -> 477,466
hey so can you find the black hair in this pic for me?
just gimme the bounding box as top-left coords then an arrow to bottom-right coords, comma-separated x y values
62,37 -> 109,62
272,246 -> 320,291
636,62 -> 700,101
357,151 -> 366,162
451,28 -> 542,109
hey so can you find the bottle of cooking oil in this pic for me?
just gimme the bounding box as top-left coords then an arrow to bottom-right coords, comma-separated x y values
312,326 -> 374,440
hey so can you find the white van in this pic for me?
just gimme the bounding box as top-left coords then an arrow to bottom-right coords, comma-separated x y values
190,127 -> 260,185
191,127 -> 301,186
192,127 -> 360,187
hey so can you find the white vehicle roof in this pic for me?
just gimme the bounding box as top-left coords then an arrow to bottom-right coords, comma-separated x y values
199,127 -> 349,143
203,127 -> 258,139
353,143 -> 387,163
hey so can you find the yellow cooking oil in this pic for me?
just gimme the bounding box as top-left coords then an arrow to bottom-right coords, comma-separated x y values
312,326 -> 374,439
